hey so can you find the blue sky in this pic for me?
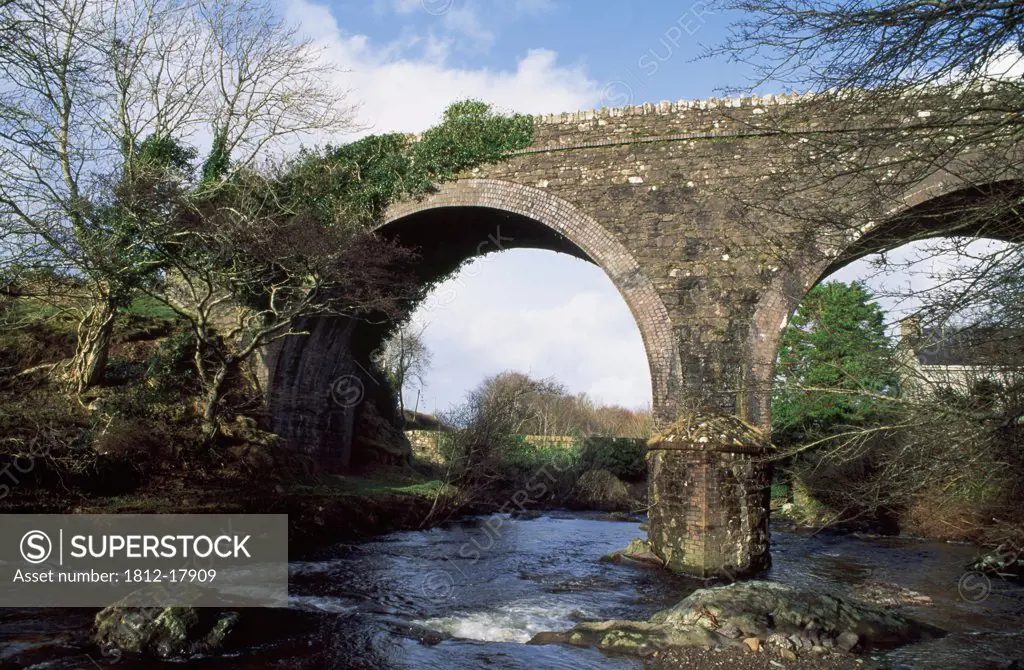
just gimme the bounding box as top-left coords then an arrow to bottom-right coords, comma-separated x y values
286,0 -> 754,137
317,0 -> 746,108
282,0 -> 998,414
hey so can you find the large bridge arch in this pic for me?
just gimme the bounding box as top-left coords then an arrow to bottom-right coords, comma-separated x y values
263,179 -> 682,467
744,177 -> 1024,430
257,95 -> 1024,579
379,179 -> 682,422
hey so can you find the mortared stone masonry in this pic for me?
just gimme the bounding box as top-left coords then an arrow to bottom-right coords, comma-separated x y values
260,93 -> 1022,578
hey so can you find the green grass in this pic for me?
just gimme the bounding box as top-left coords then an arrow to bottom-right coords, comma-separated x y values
76,474 -> 455,515
3,298 -> 77,331
81,493 -> 243,514
299,473 -> 455,500
125,294 -> 178,320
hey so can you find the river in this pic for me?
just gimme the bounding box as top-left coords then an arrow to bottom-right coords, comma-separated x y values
3,511 -> 1024,668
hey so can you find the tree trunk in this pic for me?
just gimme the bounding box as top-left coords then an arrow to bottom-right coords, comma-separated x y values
70,297 -> 118,393
201,363 -> 231,443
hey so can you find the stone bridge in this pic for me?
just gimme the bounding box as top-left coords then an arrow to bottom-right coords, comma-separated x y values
263,93 -> 1023,578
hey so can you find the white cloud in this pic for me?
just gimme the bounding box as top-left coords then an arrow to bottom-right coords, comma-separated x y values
276,2 -> 630,413
388,0 -> 424,13
284,0 -> 600,137
439,5 -> 495,51
409,251 -> 653,412
984,44 -> 1024,80
372,0 -> 556,54
386,0 -> 555,22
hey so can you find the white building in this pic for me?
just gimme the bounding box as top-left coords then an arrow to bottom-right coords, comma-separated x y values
896,318 -> 1023,397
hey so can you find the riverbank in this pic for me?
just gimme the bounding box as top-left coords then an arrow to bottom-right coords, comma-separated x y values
649,646 -> 875,669
1,466 -> 463,559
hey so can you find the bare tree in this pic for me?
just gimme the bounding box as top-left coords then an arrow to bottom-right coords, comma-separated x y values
703,2 -> 1024,540
710,0 -> 1023,298
375,321 -> 433,415
0,0 -> 354,392
118,152 -> 418,439
696,1 -> 1024,426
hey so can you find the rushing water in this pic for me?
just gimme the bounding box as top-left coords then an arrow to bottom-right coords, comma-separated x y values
4,511 -> 1024,669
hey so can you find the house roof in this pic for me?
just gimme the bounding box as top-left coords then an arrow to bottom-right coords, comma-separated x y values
910,326 -> 1024,367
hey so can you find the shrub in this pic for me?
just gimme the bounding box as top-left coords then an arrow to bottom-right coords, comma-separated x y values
567,469 -> 632,511
498,436 -> 577,475
146,330 -> 199,393
576,437 -> 647,481
104,357 -> 148,386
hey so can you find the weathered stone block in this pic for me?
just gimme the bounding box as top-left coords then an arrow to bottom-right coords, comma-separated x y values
647,413 -> 772,578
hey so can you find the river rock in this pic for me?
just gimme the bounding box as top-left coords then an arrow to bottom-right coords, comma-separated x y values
849,581 -> 934,608
567,469 -> 632,511
92,586 -> 248,659
967,544 -> 1024,581
766,632 -> 794,650
94,605 -> 240,659
837,631 -> 860,652
526,618 -> 727,656
717,624 -> 743,639
652,580 -> 937,645
528,580 -> 941,658
601,538 -> 664,567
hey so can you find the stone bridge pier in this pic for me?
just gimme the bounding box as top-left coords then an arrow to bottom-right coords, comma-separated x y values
260,94 -> 1024,579
647,414 -> 772,577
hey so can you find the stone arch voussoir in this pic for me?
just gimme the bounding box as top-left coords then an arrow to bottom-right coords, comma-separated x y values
384,179 -> 681,422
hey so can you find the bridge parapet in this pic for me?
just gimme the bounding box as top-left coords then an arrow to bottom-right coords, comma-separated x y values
520,86 -> 1006,153
531,92 -> 817,126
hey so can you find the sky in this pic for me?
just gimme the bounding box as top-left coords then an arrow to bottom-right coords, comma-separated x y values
280,0 -> 1015,414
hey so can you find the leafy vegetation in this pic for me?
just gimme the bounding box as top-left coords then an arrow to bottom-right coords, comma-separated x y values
575,437 -> 648,481
420,371 -> 649,519
772,281 -> 1024,539
773,281 -> 898,449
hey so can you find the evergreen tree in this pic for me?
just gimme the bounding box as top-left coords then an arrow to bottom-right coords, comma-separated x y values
773,281 -> 897,447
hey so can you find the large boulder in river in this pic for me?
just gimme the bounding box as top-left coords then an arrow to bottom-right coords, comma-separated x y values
94,605 -> 240,659
529,580 -> 941,658
652,580 -> 935,644
567,469 -> 632,511
601,538 -> 664,568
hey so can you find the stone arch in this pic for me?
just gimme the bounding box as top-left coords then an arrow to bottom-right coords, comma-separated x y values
380,179 -> 682,422
744,177 -> 1024,430
827,178 -> 1024,273
263,179 -> 682,467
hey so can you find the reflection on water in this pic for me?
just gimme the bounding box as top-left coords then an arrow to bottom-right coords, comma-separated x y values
3,511 -> 1023,669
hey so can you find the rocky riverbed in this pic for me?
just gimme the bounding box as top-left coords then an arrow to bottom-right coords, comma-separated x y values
528,580 -> 940,662
4,512 -> 1024,669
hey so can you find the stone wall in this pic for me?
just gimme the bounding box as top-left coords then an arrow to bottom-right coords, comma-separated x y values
405,432 -> 584,465
262,91 -> 1020,463
523,435 -> 577,449
406,430 -> 443,464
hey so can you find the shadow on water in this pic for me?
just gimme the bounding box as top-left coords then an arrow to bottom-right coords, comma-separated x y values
3,511 -> 1024,669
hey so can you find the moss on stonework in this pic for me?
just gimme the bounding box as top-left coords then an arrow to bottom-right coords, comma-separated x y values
648,412 -> 770,452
